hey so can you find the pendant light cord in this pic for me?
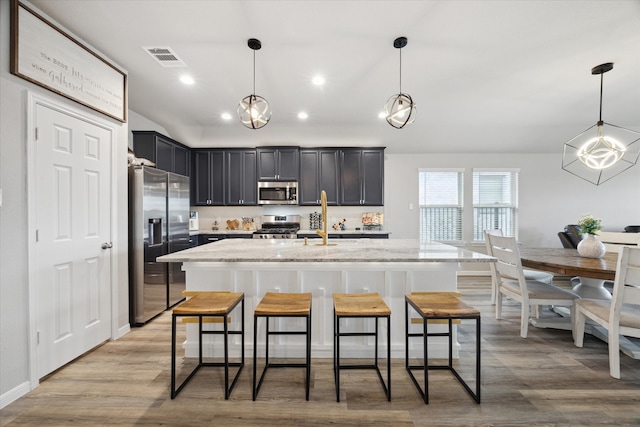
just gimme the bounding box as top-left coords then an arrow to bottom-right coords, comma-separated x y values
598,72 -> 603,123
399,47 -> 402,94
253,49 -> 256,96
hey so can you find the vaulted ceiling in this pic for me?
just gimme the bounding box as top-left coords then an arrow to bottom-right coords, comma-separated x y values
29,0 -> 640,154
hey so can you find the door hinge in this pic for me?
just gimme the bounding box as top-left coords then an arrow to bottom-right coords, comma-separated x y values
36,229 -> 39,242
35,127 -> 39,141
37,331 -> 40,344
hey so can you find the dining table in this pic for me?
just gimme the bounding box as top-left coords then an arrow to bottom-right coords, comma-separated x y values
518,247 -> 639,359
519,248 -> 617,300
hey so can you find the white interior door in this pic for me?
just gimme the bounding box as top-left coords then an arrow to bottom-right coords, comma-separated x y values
34,103 -> 112,378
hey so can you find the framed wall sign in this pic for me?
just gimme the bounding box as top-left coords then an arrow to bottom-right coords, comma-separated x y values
10,0 -> 127,122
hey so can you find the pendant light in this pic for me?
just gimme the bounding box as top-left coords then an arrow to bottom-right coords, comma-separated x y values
384,36 -> 416,129
237,38 -> 271,129
562,63 -> 640,185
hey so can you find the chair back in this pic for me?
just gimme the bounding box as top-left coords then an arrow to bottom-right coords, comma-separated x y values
610,246 -> 640,323
485,233 -> 528,299
597,231 -> 640,254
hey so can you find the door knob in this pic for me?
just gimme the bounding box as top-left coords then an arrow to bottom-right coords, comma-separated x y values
101,242 -> 113,249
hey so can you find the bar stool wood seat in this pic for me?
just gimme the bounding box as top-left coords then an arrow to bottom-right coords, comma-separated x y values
171,291 -> 244,400
405,292 -> 480,404
253,292 -> 312,401
333,292 -> 391,402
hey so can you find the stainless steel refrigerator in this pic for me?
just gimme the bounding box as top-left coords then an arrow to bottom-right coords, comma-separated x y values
128,166 -> 190,325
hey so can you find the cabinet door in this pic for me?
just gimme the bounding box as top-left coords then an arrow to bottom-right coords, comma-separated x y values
192,151 -> 212,205
192,150 -> 224,206
276,148 -> 299,181
241,150 -> 257,205
209,151 -> 225,205
226,150 -> 257,205
257,148 -> 277,180
340,150 -> 363,205
173,145 -> 190,176
362,150 -> 384,206
257,147 -> 299,180
226,151 -> 243,205
319,150 -> 339,205
299,150 -> 320,205
154,137 -> 174,172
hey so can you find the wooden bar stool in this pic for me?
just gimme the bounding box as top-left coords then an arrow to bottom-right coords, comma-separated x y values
171,291 -> 244,400
333,292 -> 391,402
253,292 -> 312,401
405,292 -> 481,404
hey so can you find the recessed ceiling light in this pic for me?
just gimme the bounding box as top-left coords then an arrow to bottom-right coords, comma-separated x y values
221,113 -> 232,121
298,112 -> 309,119
180,75 -> 195,85
311,75 -> 325,86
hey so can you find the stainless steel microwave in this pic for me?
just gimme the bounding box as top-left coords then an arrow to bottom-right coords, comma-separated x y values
257,181 -> 298,205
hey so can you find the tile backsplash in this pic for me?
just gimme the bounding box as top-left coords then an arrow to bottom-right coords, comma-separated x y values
192,205 -> 384,232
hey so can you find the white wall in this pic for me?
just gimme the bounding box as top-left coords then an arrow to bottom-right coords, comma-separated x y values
384,153 -> 640,266
0,0 -> 129,406
3,0 -> 639,408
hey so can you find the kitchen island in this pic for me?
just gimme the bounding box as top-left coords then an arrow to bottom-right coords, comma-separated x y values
158,238 -> 494,359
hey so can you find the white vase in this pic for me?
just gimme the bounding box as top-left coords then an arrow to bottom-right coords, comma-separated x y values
577,234 -> 606,258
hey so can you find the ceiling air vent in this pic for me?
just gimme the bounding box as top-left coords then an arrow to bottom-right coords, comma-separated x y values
142,46 -> 187,67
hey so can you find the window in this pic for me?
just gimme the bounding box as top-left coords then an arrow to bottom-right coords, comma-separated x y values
418,169 -> 463,243
473,169 -> 519,241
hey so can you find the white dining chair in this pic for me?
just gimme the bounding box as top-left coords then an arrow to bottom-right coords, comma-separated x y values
574,246 -> 640,379
487,233 -> 580,338
485,229 -> 554,307
596,231 -> 640,254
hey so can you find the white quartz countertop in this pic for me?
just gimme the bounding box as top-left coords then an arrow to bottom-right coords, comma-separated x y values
157,238 -> 495,263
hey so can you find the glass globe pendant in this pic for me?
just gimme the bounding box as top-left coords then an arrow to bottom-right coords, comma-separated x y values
384,37 -> 416,129
237,39 -> 271,129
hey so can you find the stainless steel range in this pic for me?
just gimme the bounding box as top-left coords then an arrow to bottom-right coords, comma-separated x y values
253,215 -> 300,239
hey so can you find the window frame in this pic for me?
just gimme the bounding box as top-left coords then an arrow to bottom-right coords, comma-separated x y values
418,168 -> 465,244
472,168 -> 519,242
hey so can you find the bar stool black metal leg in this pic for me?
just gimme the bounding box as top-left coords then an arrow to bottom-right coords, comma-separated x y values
305,310 -> 311,400
335,312 -> 341,402
252,314 -> 258,401
171,314 -> 177,399
223,313 -> 229,399
386,315 -> 391,401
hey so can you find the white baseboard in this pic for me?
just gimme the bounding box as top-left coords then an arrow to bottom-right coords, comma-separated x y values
114,323 -> 131,340
0,380 -> 31,409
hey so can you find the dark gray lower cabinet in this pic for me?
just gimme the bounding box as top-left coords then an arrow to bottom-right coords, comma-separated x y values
197,233 -> 254,245
297,233 -> 388,239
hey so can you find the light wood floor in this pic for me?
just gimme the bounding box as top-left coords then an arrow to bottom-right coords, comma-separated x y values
2,277 -> 639,426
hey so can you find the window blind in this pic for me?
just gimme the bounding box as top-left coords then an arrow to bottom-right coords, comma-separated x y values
418,170 -> 463,243
472,169 -> 519,241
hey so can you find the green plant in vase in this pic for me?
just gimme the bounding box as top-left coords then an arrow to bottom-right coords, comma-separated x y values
576,213 -> 605,258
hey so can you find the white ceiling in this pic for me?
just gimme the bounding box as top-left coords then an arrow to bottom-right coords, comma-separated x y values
29,0 -> 640,154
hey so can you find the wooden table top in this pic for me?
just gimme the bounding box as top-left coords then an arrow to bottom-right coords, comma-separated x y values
519,248 -> 618,281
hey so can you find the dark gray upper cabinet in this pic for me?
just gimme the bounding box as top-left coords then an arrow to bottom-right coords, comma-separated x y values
132,131 -> 190,176
340,148 -> 384,206
226,149 -> 257,206
191,150 -> 224,206
257,147 -> 299,181
299,149 -> 339,206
